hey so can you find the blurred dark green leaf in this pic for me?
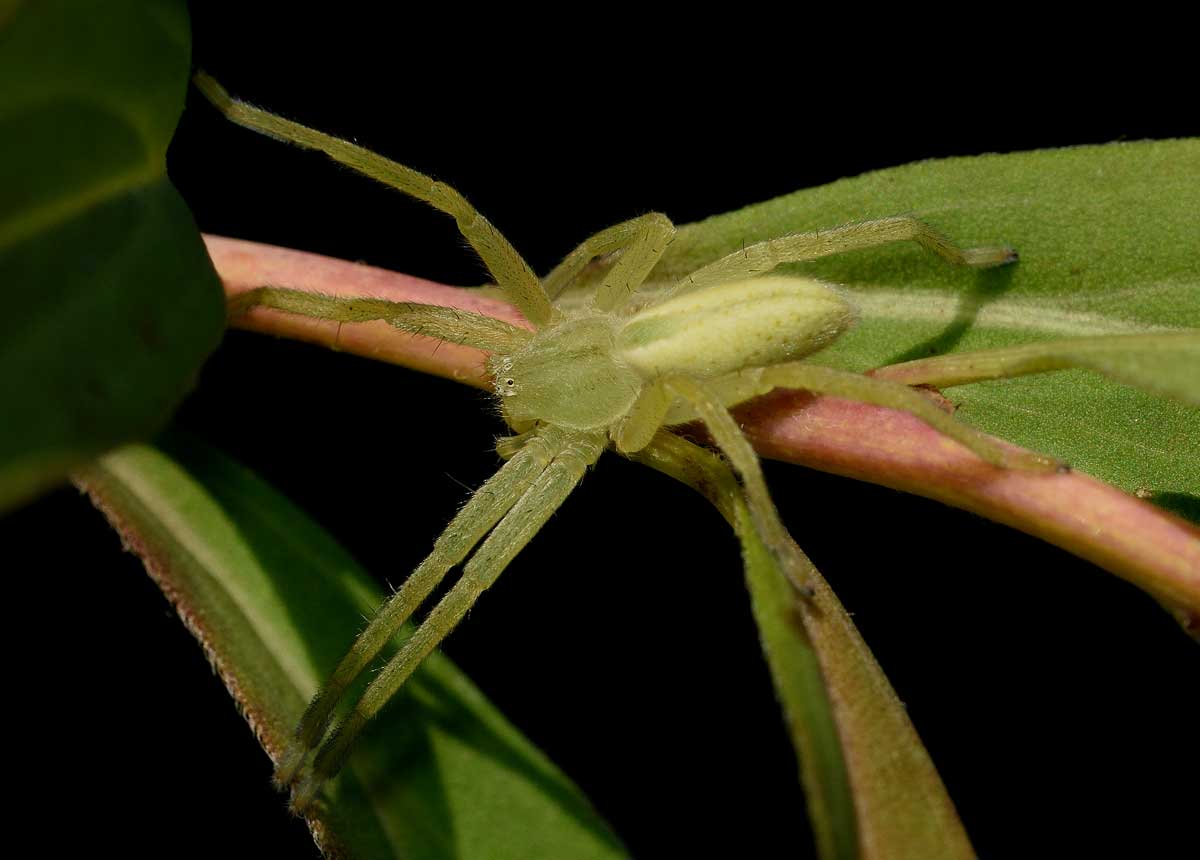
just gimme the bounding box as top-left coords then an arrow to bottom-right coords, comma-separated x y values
0,0 -> 224,511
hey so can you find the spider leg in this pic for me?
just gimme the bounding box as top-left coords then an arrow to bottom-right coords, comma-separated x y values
290,429 -> 607,810
194,73 -> 552,326
591,214 -> 676,313
724,362 -> 1061,471
230,286 -> 532,353
275,424 -> 572,788
662,376 -> 811,593
542,214 -> 660,299
539,213 -> 676,312
872,330 -> 1200,407
612,381 -> 675,454
673,216 -> 1017,295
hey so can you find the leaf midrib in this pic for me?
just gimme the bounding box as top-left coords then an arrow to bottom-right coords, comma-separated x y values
845,285 -> 1188,337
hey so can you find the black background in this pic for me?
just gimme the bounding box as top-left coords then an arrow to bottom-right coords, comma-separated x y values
6,5 -> 1197,858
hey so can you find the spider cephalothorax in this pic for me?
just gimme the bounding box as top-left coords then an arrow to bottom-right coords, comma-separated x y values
197,71 -> 1054,811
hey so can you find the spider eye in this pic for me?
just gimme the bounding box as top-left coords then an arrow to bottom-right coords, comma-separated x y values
505,378 -> 515,387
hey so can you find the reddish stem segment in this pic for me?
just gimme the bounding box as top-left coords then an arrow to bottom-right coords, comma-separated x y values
205,235 -> 1200,635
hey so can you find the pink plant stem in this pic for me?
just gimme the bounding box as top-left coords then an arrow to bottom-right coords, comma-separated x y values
205,235 -> 1200,633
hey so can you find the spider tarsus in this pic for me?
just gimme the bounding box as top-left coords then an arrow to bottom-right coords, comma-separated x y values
225,290 -> 259,319
288,774 -> 324,816
273,740 -> 308,789
963,245 -> 1019,268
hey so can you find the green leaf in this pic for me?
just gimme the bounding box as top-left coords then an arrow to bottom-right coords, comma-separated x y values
633,433 -> 975,860
0,0 -> 225,512
76,434 -> 625,860
656,140 -> 1200,500
735,512 -> 859,860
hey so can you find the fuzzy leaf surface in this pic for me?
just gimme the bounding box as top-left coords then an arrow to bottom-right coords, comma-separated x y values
656,140 -> 1200,504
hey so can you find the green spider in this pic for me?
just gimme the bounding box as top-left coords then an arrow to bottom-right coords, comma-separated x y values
195,73 -> 1058,811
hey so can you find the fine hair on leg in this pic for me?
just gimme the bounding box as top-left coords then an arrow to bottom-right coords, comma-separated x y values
289,430 -> 607,810
542,213 -> 675,302
663,375 -> 813,595
276,425 -> 569,787
194,73 -> 553,325
673,216 -> 1017,295
230,286 -> 532,353
754,363 -> 1060,470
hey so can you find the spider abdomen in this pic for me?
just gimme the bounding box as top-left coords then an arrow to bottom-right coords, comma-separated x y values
616,276 -> 856,379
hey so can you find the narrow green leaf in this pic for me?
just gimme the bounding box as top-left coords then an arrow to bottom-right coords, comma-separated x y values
76,434 -> 626,860
654,140 -> 1200,499
0,0 -> 225,512
632,433 -> 974,860
735,509 -> 858,860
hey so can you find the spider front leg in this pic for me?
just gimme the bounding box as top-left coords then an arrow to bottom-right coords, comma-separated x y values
541,212 -> 676,311
229,286 -> 532,353
275,423 -> 569,787
195,73 -> 553,325
289,428 -> 607,812
674,215 -> 1017,294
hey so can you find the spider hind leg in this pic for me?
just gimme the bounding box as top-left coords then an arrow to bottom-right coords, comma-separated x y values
756,363 -> 1060,471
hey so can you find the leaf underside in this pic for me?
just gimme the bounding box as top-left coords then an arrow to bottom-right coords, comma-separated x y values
634,433 -> 977,860
77,435 -> 626,860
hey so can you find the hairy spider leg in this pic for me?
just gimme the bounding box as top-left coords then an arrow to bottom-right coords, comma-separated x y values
542,213 -> 675,302
290,429 -> 607,810
627,430 -> 744,526
872,330 -> 1200,405
671,216 -> 1017,296
274,425 -> 570,786
194,73 -> 553,326
660,376 -> 813,594
635,361 -> 1057,476
746,363 -> 1059,471
617,362 -> 1058,596
589,213 -> 676,312
229,287 -> 532,354
613,381 -> 676,453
